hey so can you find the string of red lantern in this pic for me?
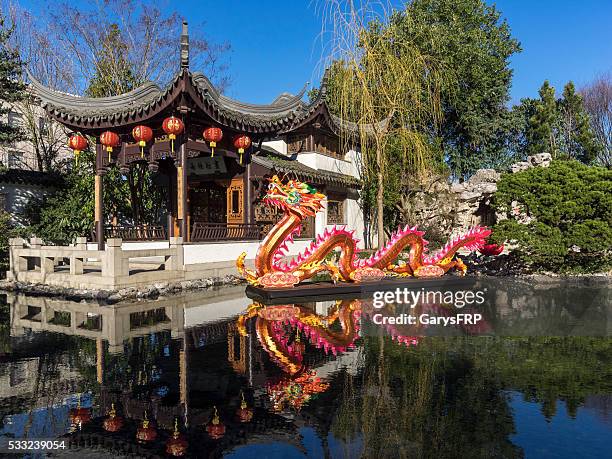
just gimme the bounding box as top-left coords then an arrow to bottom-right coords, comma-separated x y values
68,134 -> 87,165
87,122 -> 253,168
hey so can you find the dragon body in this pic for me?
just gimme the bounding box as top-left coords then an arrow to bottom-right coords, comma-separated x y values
237,175 -> 491,287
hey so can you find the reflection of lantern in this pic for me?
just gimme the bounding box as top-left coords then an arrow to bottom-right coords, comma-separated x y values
236,392 -> 253,423
233,134 -> 251,165
132,125 -> 153,158
103,403 -> 124,432
100,130 -> 120,162
68,134 -> 87,164
479,243 -> 504,256
136,411 -> 157,443
69,396 -> 91,428
162,116 -> 184,153
166,419 -> 188,457
206,406 -> 225,439
203,127 -> 223,157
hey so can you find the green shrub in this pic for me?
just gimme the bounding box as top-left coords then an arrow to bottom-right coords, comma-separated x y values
492,160 -> 612,273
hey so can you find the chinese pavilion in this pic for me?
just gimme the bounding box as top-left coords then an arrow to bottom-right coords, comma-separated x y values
29,22 -> 362,252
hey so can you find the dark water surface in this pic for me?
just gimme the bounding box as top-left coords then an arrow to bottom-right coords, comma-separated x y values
0,277 -> 610,458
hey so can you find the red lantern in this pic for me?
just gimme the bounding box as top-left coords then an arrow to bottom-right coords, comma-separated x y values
233,134 -> 251,164
162,116 -> 184,153
103,403 -> 124,432
166,419 -> 188,457
100,130 -> 120,162
68,134 -> 88,165
236,392 -> 253,423
203,127 -> 223,157
132,125 -> 153,158
206,406 -> 225,439
136,411 -> 157,443
69,396 -> 91,428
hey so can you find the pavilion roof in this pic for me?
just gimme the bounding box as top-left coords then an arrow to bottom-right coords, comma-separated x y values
26,21 -> 376,140
27,68 -> 316,134
252,149 -> 360,188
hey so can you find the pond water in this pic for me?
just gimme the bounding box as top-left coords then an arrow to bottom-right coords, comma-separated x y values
0,277 -> 610,458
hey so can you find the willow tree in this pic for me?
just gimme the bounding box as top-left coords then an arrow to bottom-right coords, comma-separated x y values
320,1 -> 445,249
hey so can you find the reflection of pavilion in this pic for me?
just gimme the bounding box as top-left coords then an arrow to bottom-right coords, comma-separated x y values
4,290 -> 364,456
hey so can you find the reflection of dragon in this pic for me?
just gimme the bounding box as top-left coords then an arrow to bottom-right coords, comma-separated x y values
237,175 -> 491,287
237,299 -> 361,376
237,300 -> 360,412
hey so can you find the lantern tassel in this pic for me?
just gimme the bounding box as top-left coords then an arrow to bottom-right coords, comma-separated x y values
74,150 -> 80,166
239,148 -> 244,165
210,141 -> 216,157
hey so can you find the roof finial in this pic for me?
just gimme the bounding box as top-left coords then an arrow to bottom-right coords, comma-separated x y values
180,21 -> 189,69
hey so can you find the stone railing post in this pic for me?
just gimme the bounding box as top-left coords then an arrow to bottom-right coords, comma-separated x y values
102,238 -> 128,279
167,237 -> 184,271
70,237 -> 88,275
29,238 -> 54,276
9,238 -> 26,275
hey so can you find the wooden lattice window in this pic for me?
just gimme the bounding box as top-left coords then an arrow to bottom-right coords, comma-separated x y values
327,199 -> 345,225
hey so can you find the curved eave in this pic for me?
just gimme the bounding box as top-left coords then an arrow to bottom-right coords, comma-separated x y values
28,68 -> 314,135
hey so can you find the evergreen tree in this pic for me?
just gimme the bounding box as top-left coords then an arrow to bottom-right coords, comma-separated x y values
392,0 -> 521,178
0,14 -> 25,144
558,81 -> 599,163
525,80 -> 600,163
86,24 -> 140,97
526,81 -> 558,157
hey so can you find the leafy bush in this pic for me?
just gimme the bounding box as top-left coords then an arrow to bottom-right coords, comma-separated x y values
492,160 -> 612,273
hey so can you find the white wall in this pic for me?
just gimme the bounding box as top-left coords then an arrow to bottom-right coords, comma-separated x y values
262,140 -> 287,155
184,239 -> 312,265
296,151 -> 359,177
0,182 -> 57,226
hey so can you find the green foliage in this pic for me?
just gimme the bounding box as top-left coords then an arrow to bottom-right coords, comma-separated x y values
525,80 -> 600,163
492,160 -> 612,272
0,13 -> 25,144
0,209 -> 16,272
29,151 -> 96,243
86,24 -> 141,97
31,23 -> 167,242
392,0 -> 521,178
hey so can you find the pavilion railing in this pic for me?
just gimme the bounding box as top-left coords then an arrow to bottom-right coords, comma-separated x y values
92,225 -> 167,242
190,222 -> 263,242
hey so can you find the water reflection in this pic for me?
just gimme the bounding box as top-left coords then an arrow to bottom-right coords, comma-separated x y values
0,278 -> 610,458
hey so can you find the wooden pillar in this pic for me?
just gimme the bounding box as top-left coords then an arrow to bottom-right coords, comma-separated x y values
96,337 -> 104,384
180,336 -> 189,426
244,162 -> 254,224
167,168 -> 175,238
95,173 -> 104,250
178,144 -> 188,239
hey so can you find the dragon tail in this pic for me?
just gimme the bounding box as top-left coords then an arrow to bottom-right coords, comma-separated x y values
424,226 -> 492,265
236,252 -> 259,285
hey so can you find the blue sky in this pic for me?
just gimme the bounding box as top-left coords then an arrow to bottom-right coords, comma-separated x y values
176,0 -> 612,106
18,0 -> 612,105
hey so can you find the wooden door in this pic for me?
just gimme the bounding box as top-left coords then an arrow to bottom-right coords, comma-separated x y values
227,178 -> 244,224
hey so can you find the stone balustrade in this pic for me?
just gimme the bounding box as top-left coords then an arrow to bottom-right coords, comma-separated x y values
7,236 -> 185,289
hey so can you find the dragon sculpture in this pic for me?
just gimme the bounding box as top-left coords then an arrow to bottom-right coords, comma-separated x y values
237,175 -> 491,288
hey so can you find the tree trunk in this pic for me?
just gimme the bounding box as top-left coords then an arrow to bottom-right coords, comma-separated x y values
376,145 -> 385,250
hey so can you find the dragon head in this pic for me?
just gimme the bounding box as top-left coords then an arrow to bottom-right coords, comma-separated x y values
264,175 -> 325,217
